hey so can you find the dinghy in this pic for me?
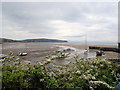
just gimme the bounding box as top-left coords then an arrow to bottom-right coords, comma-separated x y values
0,54 -> 7,59
19,42 -> 28,56
19,52 -> 27,56
96,50 -> 105,56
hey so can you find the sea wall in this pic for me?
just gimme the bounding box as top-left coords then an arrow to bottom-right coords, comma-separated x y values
89,46 -> 120,53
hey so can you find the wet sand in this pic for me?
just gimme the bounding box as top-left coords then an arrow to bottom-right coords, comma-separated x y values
1,42 -> 119,65
56,43 -> 119,58
2,43 -> 58,64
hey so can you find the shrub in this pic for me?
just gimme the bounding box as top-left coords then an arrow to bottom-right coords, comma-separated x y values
1,56 -> 120,89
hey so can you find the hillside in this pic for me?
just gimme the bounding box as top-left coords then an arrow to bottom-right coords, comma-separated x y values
0,38 -> 19,42
0,38 -> 68,43
23,38 -> 67,42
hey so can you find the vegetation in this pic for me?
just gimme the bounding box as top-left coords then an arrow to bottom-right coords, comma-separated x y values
1,53 -> 120,89
0,38 -> 19,42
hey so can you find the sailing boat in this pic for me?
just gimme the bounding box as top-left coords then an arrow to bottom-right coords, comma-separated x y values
84,34 -> 89,54
19,42 -> 27,56
83,34 -> 89,60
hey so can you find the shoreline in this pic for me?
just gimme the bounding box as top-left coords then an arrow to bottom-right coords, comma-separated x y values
56,43 -> 119,59
1,42 -> 119,61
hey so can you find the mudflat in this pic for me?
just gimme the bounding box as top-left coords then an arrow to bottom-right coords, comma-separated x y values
1,42 -> 119,65
56,43 -> 119,58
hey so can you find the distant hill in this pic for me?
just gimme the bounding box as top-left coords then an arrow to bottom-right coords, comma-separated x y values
23,38 -> 68,42
0,38 -> 68,43
0,38 -> 19,42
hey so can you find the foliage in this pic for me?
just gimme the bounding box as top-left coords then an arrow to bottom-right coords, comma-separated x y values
1,53 -> 120,89
1,57 -> 58,89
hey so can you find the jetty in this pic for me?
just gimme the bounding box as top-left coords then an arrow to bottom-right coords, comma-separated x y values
89,43 -> 120,63
89,43 -> 120,53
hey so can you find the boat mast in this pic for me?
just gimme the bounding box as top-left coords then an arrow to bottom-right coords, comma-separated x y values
25,41 -> 27,52
85,34 -> 87,50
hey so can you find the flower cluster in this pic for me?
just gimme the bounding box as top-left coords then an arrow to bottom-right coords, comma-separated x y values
1,54 -> 120,89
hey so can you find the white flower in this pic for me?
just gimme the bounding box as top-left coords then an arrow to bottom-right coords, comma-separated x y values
16,58 -> 20,61
0,59 -> 5,62
38,62 -> 44,66
91,65 -> 94,68
89,86 -> 94,90
81,65 -> 84,68
39,79 -> 44,82
117,73 -> 120,77
89,81 -> 115,89
100,64 -> 103,67
46,59 -> 51,63
91,76 -> 96,80
76,71 -> 81,74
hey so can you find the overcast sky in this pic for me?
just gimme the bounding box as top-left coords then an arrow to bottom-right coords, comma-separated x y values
2,2 -> 118,42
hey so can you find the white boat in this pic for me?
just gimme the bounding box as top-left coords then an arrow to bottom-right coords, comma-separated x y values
84,49 -> 89,54
83,34 -> 89,60
84,34 -> 89,54
19,52 -> 27,56
19,42 -> 28,56
0,54 -> 7,59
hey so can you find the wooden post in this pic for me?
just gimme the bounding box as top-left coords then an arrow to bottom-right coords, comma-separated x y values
118,43 -> 120,53
118,42 -> 120,49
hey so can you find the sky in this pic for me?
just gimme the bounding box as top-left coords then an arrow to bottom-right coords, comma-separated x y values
1,2 -> 118,42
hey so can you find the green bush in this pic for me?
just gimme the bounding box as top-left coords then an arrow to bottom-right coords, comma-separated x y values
1,56 -> 120,89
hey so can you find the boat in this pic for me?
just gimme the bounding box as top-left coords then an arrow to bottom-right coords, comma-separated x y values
96,50 -> 105,56
84,34 -> 89,54
19,52 -> 27,56
0,54 -> 7,59
84,49 -> 89,54
19,42 -> 28,56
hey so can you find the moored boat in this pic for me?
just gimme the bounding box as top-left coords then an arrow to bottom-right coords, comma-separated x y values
19,52 -> 27,56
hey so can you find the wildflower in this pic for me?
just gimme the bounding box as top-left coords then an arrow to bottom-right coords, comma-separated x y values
103,75 -> 106,78
95,73 -> 98,76
117,74 -> 120,77
89,86 -> 94,90
89,81 -> 115,89
0,59 -> 5,62
100,64 -> 103,67
76,70 -> 81,74
81,65 -> 84,68
46,59 -> 51,63
91,65 -> 94,68
38,62 -> 44,66
87,70 -> 90,73
91,76 -> 96,80
39,79 -> 44,82
16,58 -> 20,61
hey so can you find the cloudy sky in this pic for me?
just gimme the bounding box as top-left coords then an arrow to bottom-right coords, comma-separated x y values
2,2 -> 118,42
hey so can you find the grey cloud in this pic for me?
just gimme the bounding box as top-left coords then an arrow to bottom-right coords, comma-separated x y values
2,2 -> 118,41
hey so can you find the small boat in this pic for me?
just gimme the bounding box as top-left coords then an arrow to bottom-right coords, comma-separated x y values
19,42 -> 28,56
19,52 -> 27,56
84,49 -> 89,54
63,48 -> 74,52
0,54 -> 7,59
84,34 -> 89,55
96,50 -> 105,56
